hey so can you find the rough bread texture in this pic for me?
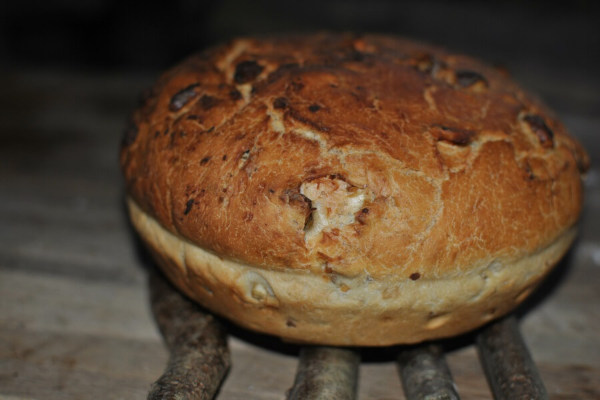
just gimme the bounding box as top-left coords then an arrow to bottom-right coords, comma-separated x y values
121,33 -> 589,345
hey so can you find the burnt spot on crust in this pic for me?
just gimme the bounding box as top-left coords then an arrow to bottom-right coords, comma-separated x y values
265,63 -> 300,86
410,272 -> 421,280
286,319 -> 296,327
234,60 -> 264,84
184,199 -> 194,215
222,154 -> 228,161
273,97 -> 289,109
229,89 -> 242,100
287,107 -> 330,132
431,124 -> 474,145
122,120 -> 138,146
200,95 -> 220,110
523,114 -> 554,148
455,70 -> 488,88
200,156 -> 211,165
169,83 -> 200,111
308,104 -> 322,113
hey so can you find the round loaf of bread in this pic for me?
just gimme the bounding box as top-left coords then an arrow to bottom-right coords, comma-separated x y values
121,33 -> 588,346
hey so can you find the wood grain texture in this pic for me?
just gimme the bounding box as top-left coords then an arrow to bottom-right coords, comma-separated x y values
147,271 -> 230,400
0,69 -> 598,400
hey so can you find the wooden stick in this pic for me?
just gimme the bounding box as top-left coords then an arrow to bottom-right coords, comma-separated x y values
147,270 -> 230,400
287,346 -> 360,400
397,343 -> 461,400
476,316 -> 548,400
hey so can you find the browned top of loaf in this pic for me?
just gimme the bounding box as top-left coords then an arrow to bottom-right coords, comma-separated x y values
121,33 -> 589,279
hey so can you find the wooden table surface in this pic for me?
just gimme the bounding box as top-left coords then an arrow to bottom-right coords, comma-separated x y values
0,67 -> 598,399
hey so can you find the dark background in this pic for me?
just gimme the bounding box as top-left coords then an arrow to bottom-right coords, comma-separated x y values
1,0 -> 599,117
1,0 -> 599,70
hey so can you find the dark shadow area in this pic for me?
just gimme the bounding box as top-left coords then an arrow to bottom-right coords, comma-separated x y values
2,1 -> 599,75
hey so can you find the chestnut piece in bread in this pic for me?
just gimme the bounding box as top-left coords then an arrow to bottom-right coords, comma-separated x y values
121,34 -> 589,346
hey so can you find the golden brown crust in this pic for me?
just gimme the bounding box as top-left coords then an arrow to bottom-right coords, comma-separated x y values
121,33 -> 588,344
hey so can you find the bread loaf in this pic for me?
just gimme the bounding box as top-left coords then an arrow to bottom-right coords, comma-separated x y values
121,33 -> 588,345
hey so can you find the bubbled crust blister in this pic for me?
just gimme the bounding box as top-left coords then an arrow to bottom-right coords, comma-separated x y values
121,33 -> 588,282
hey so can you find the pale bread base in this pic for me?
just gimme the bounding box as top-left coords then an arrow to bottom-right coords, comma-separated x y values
129,197 -> 576,346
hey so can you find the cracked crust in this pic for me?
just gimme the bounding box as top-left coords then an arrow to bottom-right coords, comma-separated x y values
121,33 -> 588,345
